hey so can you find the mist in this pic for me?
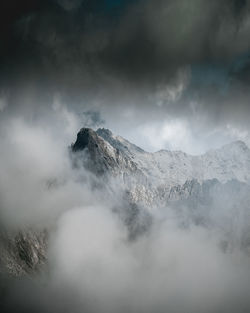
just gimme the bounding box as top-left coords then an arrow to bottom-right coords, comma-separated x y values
1,0 -> 250,154
1,1 -> 250,312
0,106 -> 250,313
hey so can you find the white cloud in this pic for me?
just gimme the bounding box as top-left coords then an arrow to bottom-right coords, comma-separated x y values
136,119 -> 204,154
156,67 -> 190,106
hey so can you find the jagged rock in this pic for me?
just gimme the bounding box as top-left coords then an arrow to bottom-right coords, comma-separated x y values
71,128 -> 138,175
0,229 -> 48,276
2,128 -> 250,276
71,128 -> 250,207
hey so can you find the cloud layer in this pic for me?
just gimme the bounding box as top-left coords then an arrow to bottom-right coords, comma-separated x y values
0,1 -> 250,153
0,110 -> 250,313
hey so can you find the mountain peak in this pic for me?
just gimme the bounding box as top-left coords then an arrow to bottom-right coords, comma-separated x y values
96,128 -> 113,138
71,128 -> 98,152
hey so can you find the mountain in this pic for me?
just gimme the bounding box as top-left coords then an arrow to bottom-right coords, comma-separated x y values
71,127 -> 250,207
75,128 -> 250,185
2,127 -> 250,276
70,128 -> 250,251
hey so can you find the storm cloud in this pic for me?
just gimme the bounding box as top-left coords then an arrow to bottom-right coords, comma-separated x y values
1,2 -> 250,313
0,1 -> 250,153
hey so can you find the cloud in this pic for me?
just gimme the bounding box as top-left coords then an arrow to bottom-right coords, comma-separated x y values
1,2 -> 250,312
155,68 -> 191,107
0,108 -> 250,313
0,0 -> 250,150
55,0 -> 85,11
0,103 -> 93,228
4,202 -> 250,313
81,110 -> 105,129
0,93 -> 7,112
2,0 -> 250,89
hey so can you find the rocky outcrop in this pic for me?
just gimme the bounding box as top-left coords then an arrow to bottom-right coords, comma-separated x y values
71,128 -> 138,175
0,229 -> 48,276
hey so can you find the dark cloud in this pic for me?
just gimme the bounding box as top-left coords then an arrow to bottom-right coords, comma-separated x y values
1,0 -> 250,89
0,0 -> 250,152
81,110 -> 105,128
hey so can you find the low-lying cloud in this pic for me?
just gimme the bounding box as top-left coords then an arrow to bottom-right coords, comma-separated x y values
1,107 -> 250,313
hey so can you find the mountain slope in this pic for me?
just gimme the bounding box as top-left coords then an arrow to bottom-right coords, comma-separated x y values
2,127 -> 250,276
72,128 -> 250,206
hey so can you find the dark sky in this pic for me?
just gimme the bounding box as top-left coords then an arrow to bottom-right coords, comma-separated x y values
1,0 -> 250,153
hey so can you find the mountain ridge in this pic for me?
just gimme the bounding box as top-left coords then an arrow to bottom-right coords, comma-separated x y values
2,127 -> 250,276
72,128 -> 250,205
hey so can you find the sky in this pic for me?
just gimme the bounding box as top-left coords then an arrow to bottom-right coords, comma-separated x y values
1,0 -> 250,153
2,3 -> 250,313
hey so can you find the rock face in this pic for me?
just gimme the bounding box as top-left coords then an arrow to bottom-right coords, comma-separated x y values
2,127 -> 250,276
71,127 -> 250,207
169,178 -> 250,253
71,128 -> 138,175
69,128 -> 250,253
0,229 -> 48,276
